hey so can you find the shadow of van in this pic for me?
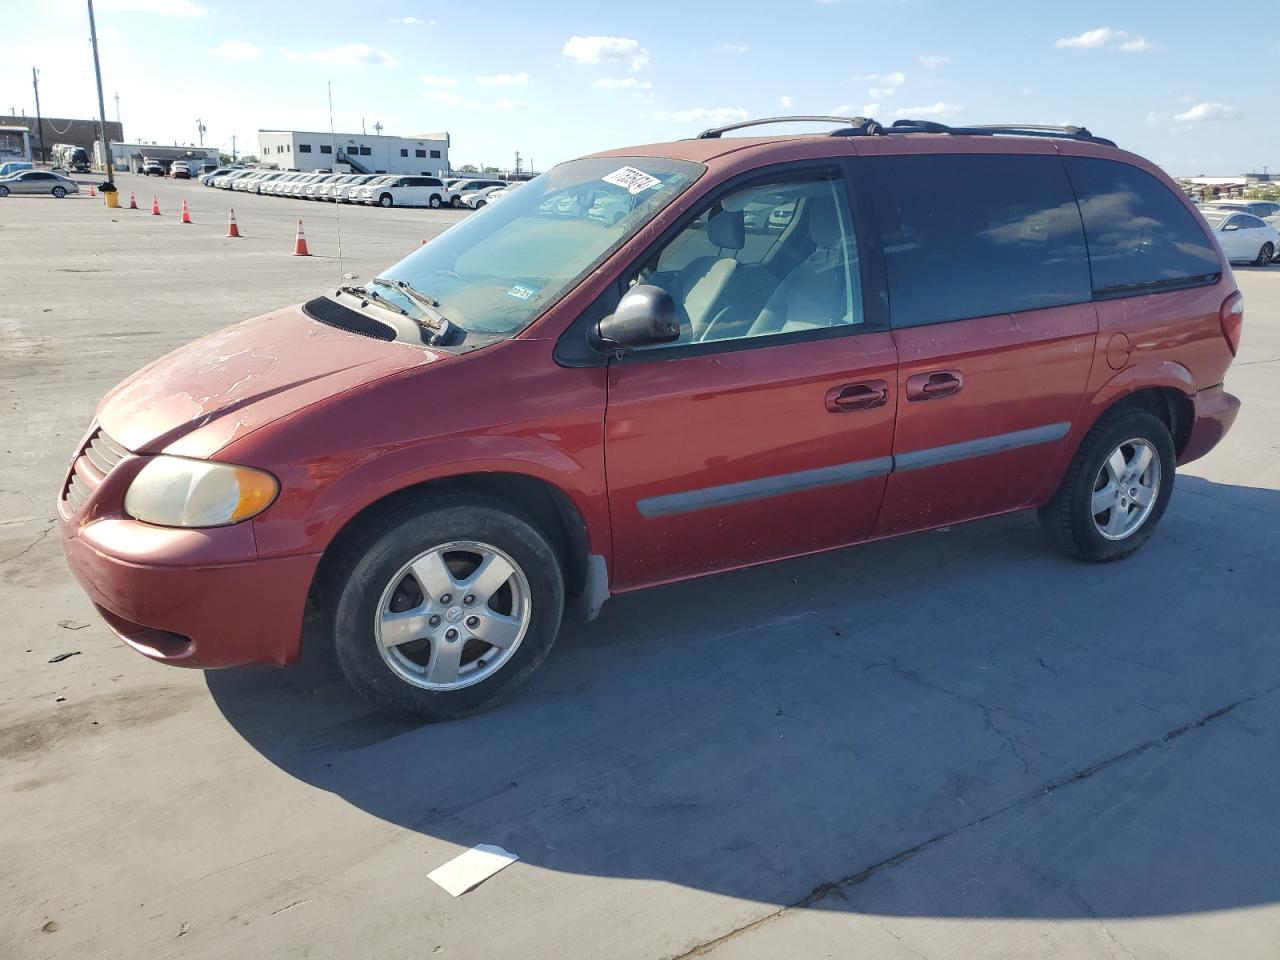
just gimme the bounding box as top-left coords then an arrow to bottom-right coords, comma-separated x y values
207,474 -> 1280,919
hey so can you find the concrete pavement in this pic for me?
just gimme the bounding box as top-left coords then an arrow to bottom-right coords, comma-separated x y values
2,173 -> 1278,959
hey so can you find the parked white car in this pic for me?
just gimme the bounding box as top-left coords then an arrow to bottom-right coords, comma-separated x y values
463,184 -> 510,209
334,174 -> 380,202
1202,208 -> 1279,265
1203,199 -> 1280,227
355,175 -> 451,208
212,170 -> 254,188
449,178 -> 507,207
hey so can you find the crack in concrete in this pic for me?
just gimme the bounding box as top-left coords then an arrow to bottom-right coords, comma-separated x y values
1067,881 -> 1137,960
666,683 -> 1280,960
0,519 -> 54,566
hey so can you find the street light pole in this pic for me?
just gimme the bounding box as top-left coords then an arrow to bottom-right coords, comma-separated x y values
31,67 -> 46,164
86,0 -> 114,185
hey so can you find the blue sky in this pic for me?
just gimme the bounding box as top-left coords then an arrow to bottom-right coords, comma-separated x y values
2,0 -> 1275,175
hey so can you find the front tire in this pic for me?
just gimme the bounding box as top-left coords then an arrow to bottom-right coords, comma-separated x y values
329,497 -> 564,722
1038,408 -> 1175,563
379,193 -> 393,208
1256,242 -> 1274,267
52,186 -> 66,198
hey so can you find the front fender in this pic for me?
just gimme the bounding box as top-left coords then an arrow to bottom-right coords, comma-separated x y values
249,432 -> 611,562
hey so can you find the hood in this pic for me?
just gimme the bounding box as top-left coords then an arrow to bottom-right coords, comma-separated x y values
99,302 -> 449,459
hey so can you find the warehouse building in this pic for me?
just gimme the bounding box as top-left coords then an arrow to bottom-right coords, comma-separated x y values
257,130 -> 450,177
99,142 -> 221,174
0,115 -> 123,165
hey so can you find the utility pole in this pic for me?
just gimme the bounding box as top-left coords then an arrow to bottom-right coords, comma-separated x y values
31,67 -> 45,164
373,121 -> 383,136
514,150 -> 521,177
86,0 -> 113,185
231,134 -> 236,162
196,118 -> 205,146
114,91 -> 120,127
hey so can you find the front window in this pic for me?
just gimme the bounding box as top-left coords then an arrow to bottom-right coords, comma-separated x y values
370,156 -> 704,340
1202,210 -> 1228,227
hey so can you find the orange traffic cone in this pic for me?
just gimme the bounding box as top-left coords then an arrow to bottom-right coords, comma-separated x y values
128,191 -> 137,209
180,199 -> 192,224
293,219 -> 310,256
226,209 -> 240,238
151,195 -> 161,216
89,184 -> 96,197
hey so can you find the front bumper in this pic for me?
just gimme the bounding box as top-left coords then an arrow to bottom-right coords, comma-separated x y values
60,514 -> 320,669
1178,383 -> 1241,465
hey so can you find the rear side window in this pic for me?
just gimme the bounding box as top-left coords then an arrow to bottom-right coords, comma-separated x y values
858,154 -> 1091,327
1063,157 -> 1220,296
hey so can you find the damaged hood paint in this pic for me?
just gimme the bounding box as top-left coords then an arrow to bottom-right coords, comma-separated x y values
98,304 -> 448,458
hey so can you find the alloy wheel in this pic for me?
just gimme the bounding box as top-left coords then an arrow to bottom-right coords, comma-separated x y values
374,540 -> 532,691
1091,438 -> 1161,540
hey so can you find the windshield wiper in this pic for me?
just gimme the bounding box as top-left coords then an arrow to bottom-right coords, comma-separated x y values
368,276 -> 456,345
336,283 -> 409,317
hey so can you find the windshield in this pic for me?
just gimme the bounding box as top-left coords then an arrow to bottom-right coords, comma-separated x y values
372,155 -> 703,339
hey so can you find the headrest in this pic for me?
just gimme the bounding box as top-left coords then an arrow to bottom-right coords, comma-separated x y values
707,208 -> 745,250
808,200 -> 841,248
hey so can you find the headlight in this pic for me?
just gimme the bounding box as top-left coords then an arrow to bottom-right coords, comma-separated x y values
124,456 -> 278,528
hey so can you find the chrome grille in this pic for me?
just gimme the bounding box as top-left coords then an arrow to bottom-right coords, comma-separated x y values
64,429 -> 130,511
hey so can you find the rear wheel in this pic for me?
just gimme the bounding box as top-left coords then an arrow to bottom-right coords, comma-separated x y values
379,193 -> 394,208
52,186 -> 66,198
1038,408 -> 1175,563
1256,242 -> 1275,266
429,194 -> 442,209
329,497 -> 564,722
0,185 -> 8,197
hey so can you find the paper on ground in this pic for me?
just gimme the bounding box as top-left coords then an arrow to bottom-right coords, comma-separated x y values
428,844 -> 519,897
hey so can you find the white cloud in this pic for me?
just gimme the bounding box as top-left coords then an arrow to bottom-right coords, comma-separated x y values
1173,101 -> 1241,123
388,16 -> 433,24
716,43 -> 750,54
98,0 -> 206,15
289,44 -> 397,67
889,101 -> 964,120
1055,27 -> 1156,52
561,35 -> 649,72
419,74 -> 458,86
859,70 -> 906,99
780,95 -> 794,108
495,98 -> 530,111
476,72 -> 530,87
211,40 -> 260,60
919,55 -> 949,69
661,107 -> 749,127
425,91 -> 466,105
591,77 -> 652,90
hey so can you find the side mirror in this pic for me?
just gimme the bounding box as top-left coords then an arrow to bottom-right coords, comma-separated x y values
597,284 -> 680,350
1223,224 -> 1239,231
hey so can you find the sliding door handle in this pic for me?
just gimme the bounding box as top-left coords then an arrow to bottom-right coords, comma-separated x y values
906,371 -> 963,402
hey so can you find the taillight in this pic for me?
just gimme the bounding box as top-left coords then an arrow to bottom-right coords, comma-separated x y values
1219,291 -> 1244,355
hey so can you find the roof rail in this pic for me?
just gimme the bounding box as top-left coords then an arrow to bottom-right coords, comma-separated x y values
695,115 -> 883,139
887,119 -> 1117,147
691,114 -> 1116,147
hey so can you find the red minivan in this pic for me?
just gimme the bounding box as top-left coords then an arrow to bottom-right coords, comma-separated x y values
58,118 -> 1242,721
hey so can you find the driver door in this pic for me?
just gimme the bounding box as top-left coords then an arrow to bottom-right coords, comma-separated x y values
602,164 -> 898,590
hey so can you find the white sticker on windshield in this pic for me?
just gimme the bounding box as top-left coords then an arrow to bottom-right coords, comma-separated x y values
507,284 -> 537,301
602,166 -> 662,195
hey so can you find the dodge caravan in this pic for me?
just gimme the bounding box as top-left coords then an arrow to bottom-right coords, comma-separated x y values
58,117 -> 1242,721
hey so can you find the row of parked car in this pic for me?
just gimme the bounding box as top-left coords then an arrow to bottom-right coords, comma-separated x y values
198,167 -> 522,210
1198,198 -> 1280,265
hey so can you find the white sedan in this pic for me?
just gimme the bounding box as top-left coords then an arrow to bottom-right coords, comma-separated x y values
1203,208 -> 1279,265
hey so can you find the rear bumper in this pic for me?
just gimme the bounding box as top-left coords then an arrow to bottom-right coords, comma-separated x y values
1178,383 -> 1241,465
60,516 -> 320,668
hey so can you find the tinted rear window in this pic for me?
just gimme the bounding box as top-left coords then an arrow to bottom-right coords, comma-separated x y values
858,154 -> 1091,327
1063,157 -> 1220,296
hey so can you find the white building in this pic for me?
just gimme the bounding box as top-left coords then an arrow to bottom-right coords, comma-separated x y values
101,142 -> 220,173
257,130 -> 450,177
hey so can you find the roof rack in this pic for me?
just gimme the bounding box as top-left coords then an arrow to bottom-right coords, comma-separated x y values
693,115 -> 1115,147
886,119 -> 1117,147
696,115 -> 883,139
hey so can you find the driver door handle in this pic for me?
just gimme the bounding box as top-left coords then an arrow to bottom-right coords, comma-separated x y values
826,380 -> 888,413
906,371 -> 963,402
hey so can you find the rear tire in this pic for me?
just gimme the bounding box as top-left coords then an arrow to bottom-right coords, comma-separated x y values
1256,242 -> 1275,267
328,497 -> 564,722
0,186 -> 8,197
429,194 -> 442,209
1038,407 -> 1175,563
